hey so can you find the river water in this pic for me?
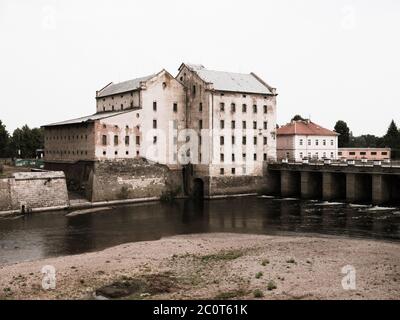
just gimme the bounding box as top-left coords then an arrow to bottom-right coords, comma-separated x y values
1,197 -> 400,265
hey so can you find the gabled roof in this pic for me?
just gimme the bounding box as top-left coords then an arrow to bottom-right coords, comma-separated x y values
43,110 -> 137,127
180,63 -> 275,95
96,74 -> 156,98
277,120 -> 339,136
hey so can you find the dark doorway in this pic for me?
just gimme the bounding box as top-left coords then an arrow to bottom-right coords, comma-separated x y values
192,178 -> 204,199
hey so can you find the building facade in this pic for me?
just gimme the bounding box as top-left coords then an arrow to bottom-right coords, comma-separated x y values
277,120 -> 338,161
338,148 -> 391,161
43,63 -> 277,197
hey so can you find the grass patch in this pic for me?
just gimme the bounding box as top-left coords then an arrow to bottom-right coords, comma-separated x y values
267,280 -> 277,291
214,289 -> 248,300
255,272 -> 263,279
253,289 -> 264,298
261,259 -> 270,266
200,250 -> 244,262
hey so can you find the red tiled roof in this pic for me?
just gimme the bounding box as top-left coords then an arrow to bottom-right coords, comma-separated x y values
277,120 -> 339,136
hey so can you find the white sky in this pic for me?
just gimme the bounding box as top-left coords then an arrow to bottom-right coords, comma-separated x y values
0,0 -> 399,136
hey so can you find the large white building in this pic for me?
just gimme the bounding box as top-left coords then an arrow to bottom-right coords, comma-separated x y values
43,63 -> 278,195
277,119 -> 338,161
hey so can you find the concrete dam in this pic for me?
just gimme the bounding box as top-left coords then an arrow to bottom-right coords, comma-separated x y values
266,161 -> 400,205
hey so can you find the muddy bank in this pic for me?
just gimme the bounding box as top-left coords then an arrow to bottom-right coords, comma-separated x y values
0,233 -> 399,300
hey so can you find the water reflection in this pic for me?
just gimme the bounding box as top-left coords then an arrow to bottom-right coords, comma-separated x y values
0,197 -> 399,265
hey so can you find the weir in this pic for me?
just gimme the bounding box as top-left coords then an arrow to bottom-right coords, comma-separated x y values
267,162 -> 400,205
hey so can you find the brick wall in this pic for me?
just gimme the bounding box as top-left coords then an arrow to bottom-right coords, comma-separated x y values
0,171 -> 69,212
88,159 -> 183,202
209,175 -> 268,197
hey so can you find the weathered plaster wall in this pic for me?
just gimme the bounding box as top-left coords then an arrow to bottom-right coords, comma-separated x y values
0,171 -> 69,212
89,159 -> 183,202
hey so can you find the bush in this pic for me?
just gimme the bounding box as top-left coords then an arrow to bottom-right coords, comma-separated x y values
267,280 -> 277,291
253,289 -> 264,298
255,272 -> 263,279
261,259 -> 270,266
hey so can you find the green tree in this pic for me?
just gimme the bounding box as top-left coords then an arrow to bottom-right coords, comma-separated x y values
334,120 -> 350,147
9,125 -> 44,158
383,120 -> 400,158
0,120 -> 10,157
291,115 -> 306,121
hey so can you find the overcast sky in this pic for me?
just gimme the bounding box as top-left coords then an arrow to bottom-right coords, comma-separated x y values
0,0 -> 399,136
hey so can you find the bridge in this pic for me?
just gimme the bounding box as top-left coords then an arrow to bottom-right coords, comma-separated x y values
265,160 -> 400,205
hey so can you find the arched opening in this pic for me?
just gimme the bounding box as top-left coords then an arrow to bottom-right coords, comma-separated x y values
192,178 -> 204,199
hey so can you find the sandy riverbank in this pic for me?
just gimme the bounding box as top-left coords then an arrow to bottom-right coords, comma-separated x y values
0,233 -> 399,300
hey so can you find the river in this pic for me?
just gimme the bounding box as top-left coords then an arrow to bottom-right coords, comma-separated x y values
1,197 -> 400,265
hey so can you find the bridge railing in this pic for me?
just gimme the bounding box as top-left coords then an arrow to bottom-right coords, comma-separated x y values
267,159 -> 400,168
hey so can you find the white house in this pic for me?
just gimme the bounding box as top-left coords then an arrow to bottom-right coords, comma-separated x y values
277,119 -> 338,161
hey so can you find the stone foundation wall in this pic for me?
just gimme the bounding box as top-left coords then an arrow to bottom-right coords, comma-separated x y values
208,175 -> 268,197
88,159 -> 183,202
0,171 -> 69,212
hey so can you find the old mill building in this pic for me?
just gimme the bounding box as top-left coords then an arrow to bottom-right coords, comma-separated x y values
43,63 -> 277,197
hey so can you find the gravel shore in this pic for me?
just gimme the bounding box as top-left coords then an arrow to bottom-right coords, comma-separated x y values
0,233 -> 399,300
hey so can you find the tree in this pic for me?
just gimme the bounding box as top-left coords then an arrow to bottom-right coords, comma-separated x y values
0,120 -> 10,158
291,115 -> 306,121
334,120 -> 350,147
383,120 -> 400,158
9,125 -> 44,158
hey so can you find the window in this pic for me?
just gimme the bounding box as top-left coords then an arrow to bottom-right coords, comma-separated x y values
316,140 -> 319,146
125,136 -> 129,145
199,103 -> 203,112
349,152 -> 356,156
192,85 -> 196,96
300,139 -> 303,146
114,135 -> 119,146
243,153 -> 246,160
360,152 -> 366,156
231,103 -> 236,112
263,137 -> 267,145
173,103 -> 178,112
242,121 -> 247,129
242,104 -> 247,113
220,136 -> 225,145
112,105 -> 115,111
308,139 -> 311,146
102,135 -> 107,146
253,121 -> 257,129
136,136 -> 140,145
220,102 -> 225,112
382,152 -> 388,156
153,136 -> 157,144
263,122 -> 267,130
126,151 -> 129,155
323,140 -> 326,146
263,153 -> 267,161
153,120 -> 157,129
263,105 -> 268,113
115,151 -> 118,156
254,153 -> 257,161
338,152 -> 343,156
199,120 -> 203,129
232,154 -> 235,162
103,151 -> 106,156
253,105 -> 257,113
153,101 -> 157,111
220,153 -> 224,162
231,121 -> 235,129
242,136 -> 247,145
371,152 -> 377,156
232,136 -> 235,145
220,120 -> 225,129
121,104 -> 124,110
162,82 -> 167,89
220,168 -> 224,175
253,136 -> 257,145
331,140 -> 334,146
331,152 -> 334,158
231,168 -> 236,175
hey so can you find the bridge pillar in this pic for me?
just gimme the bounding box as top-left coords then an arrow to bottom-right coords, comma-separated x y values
301,171 -> 322,199
346,173 -> 372,203
281,170 -> 301,198
323,172 -> 346,201
372,174 -> 391,205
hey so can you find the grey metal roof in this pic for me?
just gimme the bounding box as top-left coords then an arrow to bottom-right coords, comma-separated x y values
43,110 -> 135,127
97,74 -> 156,98
186,64 -> 273,95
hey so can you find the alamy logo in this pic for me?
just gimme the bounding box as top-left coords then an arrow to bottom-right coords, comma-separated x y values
41,265 -> 56,290
341,265 -> 356,290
